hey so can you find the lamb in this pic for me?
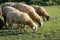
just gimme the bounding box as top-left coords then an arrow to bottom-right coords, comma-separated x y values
2,2 -> 43,28
32,5 -> 50,21
3,6 -> 38,32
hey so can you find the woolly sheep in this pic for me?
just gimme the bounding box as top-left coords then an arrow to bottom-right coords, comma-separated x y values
32,5 -> 50,21
2,2 -> 43,27
3,6 -> 38,32
12,3 -> 43,26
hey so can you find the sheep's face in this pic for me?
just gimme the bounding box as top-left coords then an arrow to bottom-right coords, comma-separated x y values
31,25 -> 37,33
4,2 -> 14,6
38,18 -> 43,27
3,4 -> 11,7
46,16 -> 50,21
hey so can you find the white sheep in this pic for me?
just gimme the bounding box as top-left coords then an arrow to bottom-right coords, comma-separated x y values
2,2 -> 43,27
3,6 -> 38,32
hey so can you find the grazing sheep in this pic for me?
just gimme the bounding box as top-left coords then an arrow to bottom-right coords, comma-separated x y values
0,18 -> 4,29
32,5 -> 50,21
13,3 -> 43,26
3,6 -> 38,32
2,2 -> 43,27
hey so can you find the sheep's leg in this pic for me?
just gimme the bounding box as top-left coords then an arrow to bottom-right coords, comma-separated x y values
17,24 -> 21,29
22,25 -> 26,32
7,20 -> 14,32
8,26 -> 12,32
20,24 -> 23,32
8,24 -> 12,32
11,25 -> 14,32
20,24 -> 26,32
4,16 -> 7,29
8,24 -> 13,32
9,25 -> 15,33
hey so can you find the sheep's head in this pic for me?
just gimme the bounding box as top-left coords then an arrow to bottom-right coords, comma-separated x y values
46,16 -> 50,21
4,2 -> 14,6
37,18 -> 43,27
31,23 -> 37,33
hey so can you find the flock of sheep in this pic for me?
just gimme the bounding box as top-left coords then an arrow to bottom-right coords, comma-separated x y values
0,2 -> 50,33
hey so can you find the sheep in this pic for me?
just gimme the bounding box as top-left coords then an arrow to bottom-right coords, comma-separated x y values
0,18 -> 4,29
3,6 -> 38,32
12,3 -> 43,26
32,5 -> 50,21
2,2 -> 43,28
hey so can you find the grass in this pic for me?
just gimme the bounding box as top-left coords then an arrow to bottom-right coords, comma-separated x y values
0,5 -> 60,40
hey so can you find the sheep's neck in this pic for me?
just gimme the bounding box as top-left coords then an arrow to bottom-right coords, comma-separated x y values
27,20 -> 34,28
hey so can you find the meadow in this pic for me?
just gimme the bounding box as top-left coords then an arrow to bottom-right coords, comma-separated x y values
0,5 -> 60,40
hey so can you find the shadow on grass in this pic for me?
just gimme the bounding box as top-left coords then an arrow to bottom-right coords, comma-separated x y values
0,30 -> 22,36
0,31 -> 42,37
0,27 -> 42,36
0,28 -> 26,36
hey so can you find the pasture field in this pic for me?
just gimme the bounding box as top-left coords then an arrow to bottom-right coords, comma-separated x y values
0,5 -> 60,40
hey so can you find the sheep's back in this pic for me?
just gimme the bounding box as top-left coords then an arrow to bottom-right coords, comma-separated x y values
7,10 -> 33,24
13,3 -> 40,20
32,5 -> 49,16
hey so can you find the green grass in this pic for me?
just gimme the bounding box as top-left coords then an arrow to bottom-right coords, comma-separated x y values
0,5 -> 60,40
